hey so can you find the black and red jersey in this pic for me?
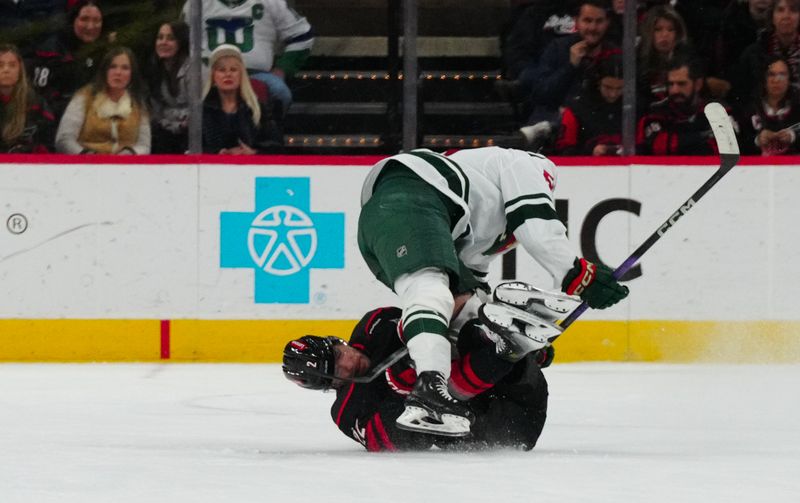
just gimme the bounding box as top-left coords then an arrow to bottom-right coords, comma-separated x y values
330,307 -> 541,452
556,93 -> 622,156
737,97 -> 800,155
636,99 -> 728,155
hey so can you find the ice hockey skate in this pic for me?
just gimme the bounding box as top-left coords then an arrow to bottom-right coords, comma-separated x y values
492,281 -> 581,322
477,302 -> 562,361
396,371 -> 474,437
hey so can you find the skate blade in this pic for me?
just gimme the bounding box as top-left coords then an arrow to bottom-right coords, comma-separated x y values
396,407 -> 471,437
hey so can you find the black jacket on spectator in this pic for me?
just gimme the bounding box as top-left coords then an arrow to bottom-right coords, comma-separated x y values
738,97 -> 800,155
502,0 -> 575,80
637,99 -> 720,155
556,92 -> 622,156
674,0 -> 729,63
733,31 -> 800,105
0,90 -> 56,153
201,91 -> 281,154
714,1 -> 770,82
26,30 -> 107,118
525,34 -> 620,124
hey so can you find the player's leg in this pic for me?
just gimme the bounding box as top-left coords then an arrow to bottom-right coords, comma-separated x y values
469,355 -> 549,450
357,166 -> 473,436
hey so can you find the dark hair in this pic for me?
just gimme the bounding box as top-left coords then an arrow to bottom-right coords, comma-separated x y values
575,0 -> 610,16
757,54 -> 795,100
638,5 -> 689,63
667,56 -> 705,81
91,46 -> 146,108
594,53 -> 623,81
65,0 -> 104,47
767,0 -> 800,35
149,21 -> 190,99
67,0 -> 102,27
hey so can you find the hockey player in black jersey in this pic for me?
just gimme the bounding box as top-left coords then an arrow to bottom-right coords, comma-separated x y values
282,282 -> 576,452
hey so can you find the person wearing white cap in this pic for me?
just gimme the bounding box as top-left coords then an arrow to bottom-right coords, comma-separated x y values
183,0 -> 313,116
201,43 -> 280,154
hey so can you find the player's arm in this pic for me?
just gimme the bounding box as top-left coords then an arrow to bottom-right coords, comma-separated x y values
330,381 -> 435,452
500,156 -> 628,309
268,0 -> 314,77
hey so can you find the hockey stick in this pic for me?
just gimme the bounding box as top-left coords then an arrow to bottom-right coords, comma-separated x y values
336,104 -> 738,381
347,346 -> 410,384
557,102 -> 740,333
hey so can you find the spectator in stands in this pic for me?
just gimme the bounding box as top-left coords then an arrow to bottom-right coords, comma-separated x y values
732,0 -> 800,105
185,0 -> 314,117
27,0 -> 109,118
102,0 -> 184,63
556,54 -> 623,156
637,5 -> 693,109
146,21 -> 190,154
738,55 -> 800,154
605,0 -> 625,45
0,44 -> 55,153
502,0 -> 577,82
674,0 -> 730,66
0,0 -> 68,47
637,58 -> 722,155
674,0 -> 730,96
712,0 -> 773,99
522,0 -> 620,132
55,46 -> 150,154
201,44 -> 281,155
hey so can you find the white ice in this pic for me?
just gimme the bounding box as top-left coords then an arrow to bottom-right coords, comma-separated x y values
1,363 -> 798,503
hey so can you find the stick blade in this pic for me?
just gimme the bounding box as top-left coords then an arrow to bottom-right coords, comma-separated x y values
704,102 -> 740,156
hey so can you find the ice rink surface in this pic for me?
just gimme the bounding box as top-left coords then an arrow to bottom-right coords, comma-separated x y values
1,363 -> 798,503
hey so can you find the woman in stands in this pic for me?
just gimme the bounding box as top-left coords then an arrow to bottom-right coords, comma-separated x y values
146,21 -> 190,154
637,5 -> 693,110
201,44 -> 281,154
738,55 -> 800,155
55,46 -> 150,154
0,44 -> 55,153
27,0 -> 109,119
733,0 -> 800,105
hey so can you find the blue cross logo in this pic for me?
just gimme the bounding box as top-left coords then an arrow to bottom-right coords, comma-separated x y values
220,177 -> 345,303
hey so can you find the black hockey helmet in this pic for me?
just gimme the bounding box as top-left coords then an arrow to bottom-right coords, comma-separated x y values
282,335 -> 344,390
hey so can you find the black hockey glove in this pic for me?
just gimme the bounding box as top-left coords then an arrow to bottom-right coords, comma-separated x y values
561,258 -> 629,309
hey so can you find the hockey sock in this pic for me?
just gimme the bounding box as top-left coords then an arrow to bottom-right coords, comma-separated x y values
407,332 -> 453,378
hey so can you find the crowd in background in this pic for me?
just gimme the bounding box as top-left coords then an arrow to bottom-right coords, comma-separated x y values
0,0 -> 307,155
507,0 -> 800,156
1,0 -> 799,156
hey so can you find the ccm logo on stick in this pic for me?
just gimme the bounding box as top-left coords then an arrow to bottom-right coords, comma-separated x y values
657,199 -> 696,236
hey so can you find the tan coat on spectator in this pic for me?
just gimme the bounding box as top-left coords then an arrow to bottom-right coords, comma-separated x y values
56,85 -> 151,154
77,88 -> 143,154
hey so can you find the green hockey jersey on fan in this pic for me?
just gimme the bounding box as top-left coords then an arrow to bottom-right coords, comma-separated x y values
184,0 -> 314,75
359,147 -> 577,288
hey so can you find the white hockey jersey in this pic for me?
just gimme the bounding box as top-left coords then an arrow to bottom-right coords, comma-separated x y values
184,0 -> 313,71
361,147 -> 577,286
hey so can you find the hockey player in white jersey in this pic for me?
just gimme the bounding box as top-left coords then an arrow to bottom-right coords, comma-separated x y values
357,147 -> 629,436
183,0 -> 313,113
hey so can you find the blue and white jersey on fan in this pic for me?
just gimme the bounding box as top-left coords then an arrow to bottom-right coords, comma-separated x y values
184,0 -> 314,72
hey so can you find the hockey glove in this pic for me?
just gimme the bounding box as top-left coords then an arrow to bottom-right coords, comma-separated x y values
561,258 -> 629,309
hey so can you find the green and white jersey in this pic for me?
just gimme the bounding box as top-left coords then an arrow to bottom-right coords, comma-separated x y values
361,147 -> 577,285
185,0 -> 313,72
